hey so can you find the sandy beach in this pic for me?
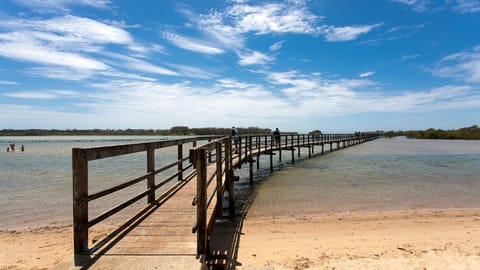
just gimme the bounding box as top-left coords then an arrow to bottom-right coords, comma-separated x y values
0,209 -> 479,269
233,209 -> 480,270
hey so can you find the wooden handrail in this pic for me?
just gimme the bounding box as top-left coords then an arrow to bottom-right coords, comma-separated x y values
73,132 -> 380,265
72,135 -> 222,264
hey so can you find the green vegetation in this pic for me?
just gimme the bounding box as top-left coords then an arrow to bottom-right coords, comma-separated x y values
0,126 -> 274,136
385,125 -> 480,140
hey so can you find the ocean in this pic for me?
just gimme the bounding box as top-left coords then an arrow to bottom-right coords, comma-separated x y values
1,136 -> 479,230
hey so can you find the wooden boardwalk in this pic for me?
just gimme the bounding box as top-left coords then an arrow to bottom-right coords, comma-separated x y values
71,133 -> 377,269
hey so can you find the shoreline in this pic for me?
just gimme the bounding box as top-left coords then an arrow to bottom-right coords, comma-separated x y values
231,208 -> 480,269
1,208 -> 479,269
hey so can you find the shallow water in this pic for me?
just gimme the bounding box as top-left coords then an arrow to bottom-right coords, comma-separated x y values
247,138 -> 480,218
1,136 -> 479,229
0,136 -> 186,230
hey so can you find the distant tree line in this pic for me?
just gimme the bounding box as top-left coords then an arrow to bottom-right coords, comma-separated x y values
384,125 -> 480,140
0,126 -> 276,136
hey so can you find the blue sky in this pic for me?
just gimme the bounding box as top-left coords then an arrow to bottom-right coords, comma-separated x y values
1,0 -> 480,133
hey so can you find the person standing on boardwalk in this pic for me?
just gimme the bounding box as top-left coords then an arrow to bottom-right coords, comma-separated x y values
273,128 -> 281,146
231,126 -> 239,148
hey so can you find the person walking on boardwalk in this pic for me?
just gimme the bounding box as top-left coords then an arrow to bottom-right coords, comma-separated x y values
273,128 -> 281,146
231,126 -> 239,148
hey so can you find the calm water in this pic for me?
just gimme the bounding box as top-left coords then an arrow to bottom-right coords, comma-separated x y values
247,137 -> 480,218
0,135 -> 185,230
1,136 -> 479,230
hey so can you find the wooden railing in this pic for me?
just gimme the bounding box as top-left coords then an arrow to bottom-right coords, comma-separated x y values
72,132 -> 378,265
190,133 -> 378,258
72,136 -> 222,264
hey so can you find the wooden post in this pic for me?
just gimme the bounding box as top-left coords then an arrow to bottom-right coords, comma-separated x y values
147,146 -> 155,203
291,135 -> 295,164
178,143 -> 183,181
297,135 -> 301,157
73,149 -> 89,265
195,148 -> 207,255
280,135 -> 283,162
238,136 -> 242,160
249,136 -> 253,185
208,139 -> 212,163
256,136 -> 260,169
269,135 -> 273,172
245,136 -> 249,162
215,142 -> 223,218
193,139 -> 197,147
307,135 -> 313,158
226,139 -> 235,218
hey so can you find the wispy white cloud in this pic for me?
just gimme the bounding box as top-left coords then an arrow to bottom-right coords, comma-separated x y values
431,46 -> 480,83
163,32 -> 224,55
0,15 -> 136,72
237,50 -> 274,66
0,34 -> 108,70
269,41 -> 285,52
401,54 -> 420,60
391,0 -> 480,13
390,0 -> 431,12
0,80 -> 19,85
3,91 -> 60,99
452,0 -> 480,13
104,52 -> 179,76
3,71 -> 480,129
359,23 -> 426,46
320,23 -> 383,42
13,0 -> 111,13
167,64 -> 217,79
359,71 -> 375,78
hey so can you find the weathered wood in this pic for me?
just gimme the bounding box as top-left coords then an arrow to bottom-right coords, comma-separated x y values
178,143 -> 183,181
147,147 -> 155,204
73,149 -> 88,263
215,142 -> 223,218
72,132 -> 379,266
249,136 -> 253,185
195,148 -> 207,255
88,173 -> 148,202
269,135 -> 273,172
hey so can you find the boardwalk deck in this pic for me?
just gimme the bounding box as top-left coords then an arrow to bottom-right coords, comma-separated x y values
71,133 -> 378,269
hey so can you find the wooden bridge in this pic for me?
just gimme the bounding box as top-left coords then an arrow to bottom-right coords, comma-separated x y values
72,132 -> 378,269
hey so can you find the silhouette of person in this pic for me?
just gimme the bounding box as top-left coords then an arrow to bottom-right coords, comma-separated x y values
273,128 -> 281,146
231,126 -> 239,148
